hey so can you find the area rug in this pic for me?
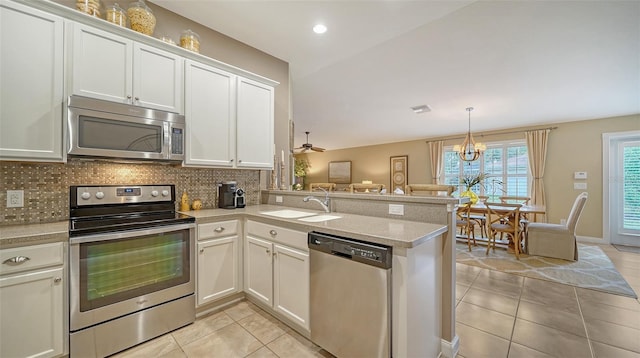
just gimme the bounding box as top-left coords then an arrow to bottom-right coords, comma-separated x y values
456,243 -> 637,298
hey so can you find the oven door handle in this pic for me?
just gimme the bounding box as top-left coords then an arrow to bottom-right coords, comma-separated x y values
69,223 -> 196,244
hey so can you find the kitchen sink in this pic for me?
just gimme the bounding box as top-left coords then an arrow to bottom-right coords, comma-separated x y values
260,209 -> 317,219
297,215 -> 342,222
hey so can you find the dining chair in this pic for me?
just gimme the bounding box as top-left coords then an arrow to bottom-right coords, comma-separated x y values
527,192 -> 588,261
485,203 -> 522,259
467,195 -> 489,238
499,196 -> 531,205
456,202 -> 477,251
405,184 -> 456,196
348,183 -> 385,193
310,183 -> 336,192
500,196 -> 532,242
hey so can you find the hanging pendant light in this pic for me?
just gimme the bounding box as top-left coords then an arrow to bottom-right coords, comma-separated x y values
452,107 -> 486,162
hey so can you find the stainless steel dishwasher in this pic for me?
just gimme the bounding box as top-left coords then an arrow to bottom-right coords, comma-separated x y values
308,231 -> 392,357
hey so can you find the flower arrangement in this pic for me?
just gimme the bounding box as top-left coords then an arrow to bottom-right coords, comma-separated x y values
461,172 -> 487,191
294,158 -> 310,178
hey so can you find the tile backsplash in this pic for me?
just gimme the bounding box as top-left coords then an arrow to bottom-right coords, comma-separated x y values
1,160 -> 261,225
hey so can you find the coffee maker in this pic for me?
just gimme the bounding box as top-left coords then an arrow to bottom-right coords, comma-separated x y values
218,181 -> 246,209
218,181 -> 237,209
234,188 -> 246,208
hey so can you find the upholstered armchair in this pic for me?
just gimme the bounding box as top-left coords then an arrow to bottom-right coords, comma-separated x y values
527,192 -> 588,261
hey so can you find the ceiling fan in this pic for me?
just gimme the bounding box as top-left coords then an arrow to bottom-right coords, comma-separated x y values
295,131 -> 325,152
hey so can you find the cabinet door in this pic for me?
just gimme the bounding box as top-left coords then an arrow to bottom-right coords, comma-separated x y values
0,267 -> 64,358
273,244 -> 309,330
236,77 -> 274,169
244,235 -> 273,306
197,236 -> 239,306
184,60 -> 235,167
71,23 -> 133,104
0,0 -> 64,161
133,43 -> 183,113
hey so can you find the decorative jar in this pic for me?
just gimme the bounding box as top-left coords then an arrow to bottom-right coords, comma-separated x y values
180,29 -> 201,53
127,0 -> 156,36
76,0 -> 102,18
105,3 -> 127,27
159,35 -> 176,45
460,189 -> 479,204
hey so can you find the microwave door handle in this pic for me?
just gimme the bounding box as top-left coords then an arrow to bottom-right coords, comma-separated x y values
164,122 -> 171,159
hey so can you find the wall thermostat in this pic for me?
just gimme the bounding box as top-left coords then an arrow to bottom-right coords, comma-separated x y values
574,171 -> 587,180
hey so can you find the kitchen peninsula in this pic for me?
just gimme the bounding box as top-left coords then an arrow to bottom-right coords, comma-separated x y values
1,192 -> 458,358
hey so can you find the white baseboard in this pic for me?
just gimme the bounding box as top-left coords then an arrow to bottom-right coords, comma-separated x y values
440,335 -> 460,358
577,235 -> 609,244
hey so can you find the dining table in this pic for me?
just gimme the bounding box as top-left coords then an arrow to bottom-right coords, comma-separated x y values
456,202 -> 547,251
468,203 -> 546,222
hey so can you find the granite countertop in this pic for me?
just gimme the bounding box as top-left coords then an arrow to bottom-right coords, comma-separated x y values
0,204 -> 447,250
0,221 -> 69,249
183,204 -> 447,249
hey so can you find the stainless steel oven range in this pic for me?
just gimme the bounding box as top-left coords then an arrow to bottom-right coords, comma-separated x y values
68,184 -> 196,357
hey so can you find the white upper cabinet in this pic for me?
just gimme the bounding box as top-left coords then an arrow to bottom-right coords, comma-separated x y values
0,0 -> 64,162
184,60 -> 274,169
184,60 -> 235,167
236,77 -> 275,169
70,23 -> 183,113
133,43 -> 183,113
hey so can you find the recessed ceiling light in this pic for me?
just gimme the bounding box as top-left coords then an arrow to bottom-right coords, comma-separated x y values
313,24 -> 327,34
411,104 -> 431,114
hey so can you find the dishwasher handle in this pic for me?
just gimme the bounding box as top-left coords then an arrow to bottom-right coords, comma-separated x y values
308,231 -> 392,269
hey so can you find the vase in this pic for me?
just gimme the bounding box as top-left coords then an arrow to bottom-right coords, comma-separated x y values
460,189 -> 478,204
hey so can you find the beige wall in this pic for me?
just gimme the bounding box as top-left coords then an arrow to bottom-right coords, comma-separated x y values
53,0 -> 291,185
299,114 -> 640,239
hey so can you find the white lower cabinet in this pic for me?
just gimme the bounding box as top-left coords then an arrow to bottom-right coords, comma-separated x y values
244,221 -> 309,331
0,242 -> 65,358
196,220 -> 241,306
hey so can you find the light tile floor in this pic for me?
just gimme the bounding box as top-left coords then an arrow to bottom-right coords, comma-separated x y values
114,244 -> 639,358
455,243 -> 640,358
112,300 -> 331,358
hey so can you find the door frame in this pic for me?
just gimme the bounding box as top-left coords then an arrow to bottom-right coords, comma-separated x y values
603,130 -> 640,245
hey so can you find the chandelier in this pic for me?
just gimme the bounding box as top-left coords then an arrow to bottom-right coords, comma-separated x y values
453,107 -> 486,162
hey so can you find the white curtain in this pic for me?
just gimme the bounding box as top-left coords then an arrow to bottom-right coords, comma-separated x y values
525,129 -> 550,221
428,141 -> 444,184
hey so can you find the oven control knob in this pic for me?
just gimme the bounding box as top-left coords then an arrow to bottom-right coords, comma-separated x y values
95,192 -> 105,199
151,190 -> 159,197
81,192 -> 91,200
161,190 -> 170,197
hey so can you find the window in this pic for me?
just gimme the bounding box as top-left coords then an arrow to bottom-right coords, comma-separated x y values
622,141 -> 640,232
443,141 -> 529,201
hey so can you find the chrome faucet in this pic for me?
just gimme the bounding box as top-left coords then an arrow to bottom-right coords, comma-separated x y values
303,188 -> 331,213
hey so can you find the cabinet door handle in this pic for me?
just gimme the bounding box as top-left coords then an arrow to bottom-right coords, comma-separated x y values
199,248 -> 204,253
214,227 -> 225,233
134,96 -> 139,101
2,256 -> 30,265
54,277 -> 62,283
266,249 -> 271,255
269,230 -> 277,236
238,160 -> 242,163
230,159 -> 234,163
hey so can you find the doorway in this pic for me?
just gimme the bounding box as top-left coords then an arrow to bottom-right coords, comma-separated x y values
604,131 -> 640,246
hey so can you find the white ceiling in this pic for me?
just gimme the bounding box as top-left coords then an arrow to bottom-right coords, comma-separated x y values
153,0 -> 640,151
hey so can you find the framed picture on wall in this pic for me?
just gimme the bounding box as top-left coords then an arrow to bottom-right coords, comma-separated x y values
390,155 -> 408,192
328,161 -> 352,184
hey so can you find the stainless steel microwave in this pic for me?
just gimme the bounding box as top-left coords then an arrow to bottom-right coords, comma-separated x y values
67,95 -> 185,162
